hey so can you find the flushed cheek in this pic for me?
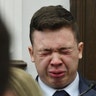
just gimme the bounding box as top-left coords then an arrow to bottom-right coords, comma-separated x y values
35,56 -> 51,72
67,59 -> 78,74
61,55 -> 78,70
37,55 -> 51,64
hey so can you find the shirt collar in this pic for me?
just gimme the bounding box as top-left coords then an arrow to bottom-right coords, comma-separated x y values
38,77 -> 55,96
38,72 -> 79,96
64,72 -> 79,96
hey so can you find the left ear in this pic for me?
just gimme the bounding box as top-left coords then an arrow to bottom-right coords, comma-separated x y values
78,42 -> 84,59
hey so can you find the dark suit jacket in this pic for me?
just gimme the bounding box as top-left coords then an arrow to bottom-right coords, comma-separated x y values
79,75 -> 96,96
36,74 -> 96,96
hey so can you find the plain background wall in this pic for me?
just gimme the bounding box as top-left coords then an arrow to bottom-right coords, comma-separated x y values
0,0 -> 70,78
0,0 -> 22,60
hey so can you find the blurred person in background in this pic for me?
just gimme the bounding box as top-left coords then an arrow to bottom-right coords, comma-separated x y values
0,14 -> 42,96
3,67 -> 42,96
0,16 -> 10,95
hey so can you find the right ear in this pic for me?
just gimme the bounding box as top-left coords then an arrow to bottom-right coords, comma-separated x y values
28,46 -> 35,62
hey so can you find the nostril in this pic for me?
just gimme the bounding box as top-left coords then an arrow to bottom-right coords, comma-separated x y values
50,57 -> 62,64
51,63 -> 62,66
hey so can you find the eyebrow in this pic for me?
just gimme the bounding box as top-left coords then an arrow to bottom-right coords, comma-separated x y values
39,47 -> 73,52
38,48 -> 52,52
59,47 -> 73,50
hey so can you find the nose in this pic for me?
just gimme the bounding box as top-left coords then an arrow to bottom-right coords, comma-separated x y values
50,53 -> 62,67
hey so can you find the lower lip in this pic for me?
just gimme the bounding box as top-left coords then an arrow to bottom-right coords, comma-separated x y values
49,72 -> 65,78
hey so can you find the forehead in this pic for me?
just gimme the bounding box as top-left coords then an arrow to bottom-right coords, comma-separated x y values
34,27 -> 75,39
32,27 -> 76,48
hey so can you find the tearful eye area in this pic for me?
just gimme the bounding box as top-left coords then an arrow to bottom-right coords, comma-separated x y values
38,47 -> 74,57
59,47 -> 73,55
38,49 -> 52,56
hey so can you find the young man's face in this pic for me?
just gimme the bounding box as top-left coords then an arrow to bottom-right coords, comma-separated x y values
29,27 -> 83,88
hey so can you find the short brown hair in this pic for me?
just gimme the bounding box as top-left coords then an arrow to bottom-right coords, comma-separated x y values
30,5 -> 80,45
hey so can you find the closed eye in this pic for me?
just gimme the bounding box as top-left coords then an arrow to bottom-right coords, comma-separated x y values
59,47 -> 73,55
39,49 -> 52,56
60,50 -> 72,55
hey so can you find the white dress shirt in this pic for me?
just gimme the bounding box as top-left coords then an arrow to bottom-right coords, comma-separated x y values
38,72 -> 79,96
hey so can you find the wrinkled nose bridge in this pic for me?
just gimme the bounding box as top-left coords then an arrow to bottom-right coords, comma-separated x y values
50,52 -> 62,65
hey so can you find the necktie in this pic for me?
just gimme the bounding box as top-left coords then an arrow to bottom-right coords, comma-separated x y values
53,90 -> 70,96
